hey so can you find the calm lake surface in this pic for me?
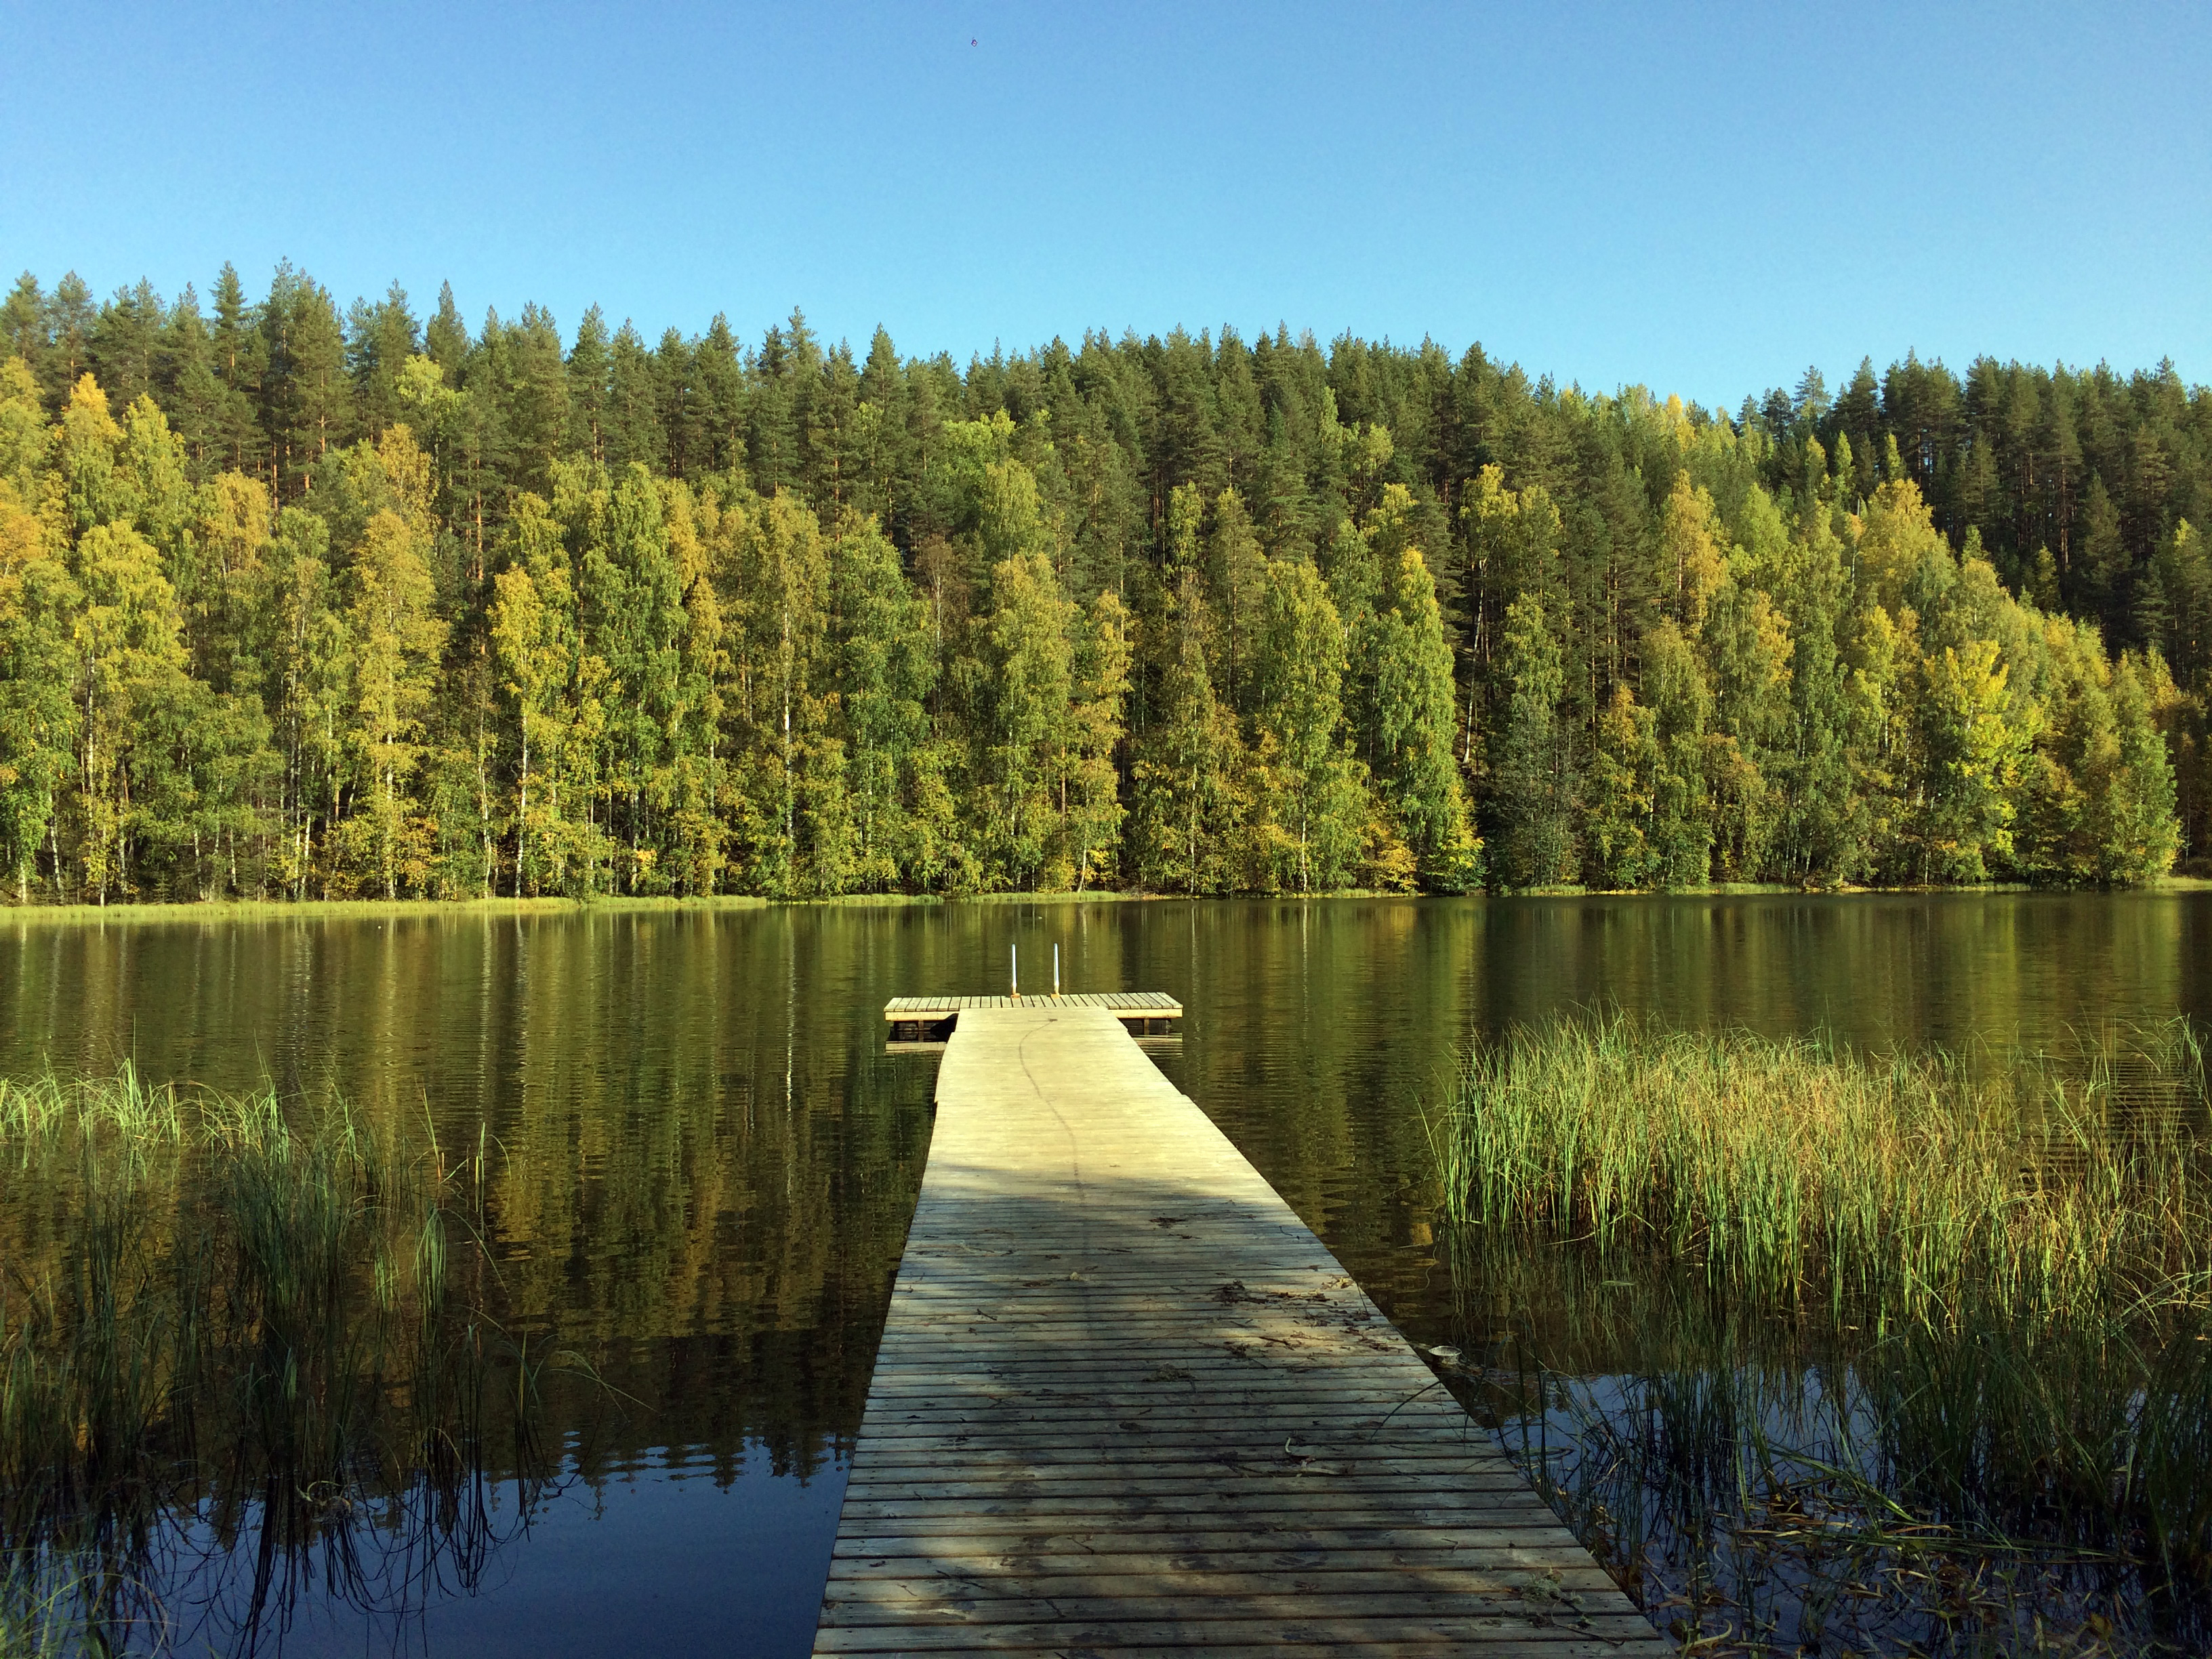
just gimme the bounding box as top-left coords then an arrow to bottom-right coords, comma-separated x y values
5,892 -> 2211,1656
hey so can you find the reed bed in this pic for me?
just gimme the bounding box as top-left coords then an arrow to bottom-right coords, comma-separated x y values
1433,1015 -> 2212,1324
1435,1019 -> 2212,1653
0,1068 -> 567,1658
1448,1249 -> 2212,1655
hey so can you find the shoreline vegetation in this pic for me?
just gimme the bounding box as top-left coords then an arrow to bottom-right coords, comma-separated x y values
0,1069 -> 572,1658
2,878 -> 2211,928
1435,1015 -> 2212,1654
1434,1014 -> 2211,1322
2,272 -> 2208,907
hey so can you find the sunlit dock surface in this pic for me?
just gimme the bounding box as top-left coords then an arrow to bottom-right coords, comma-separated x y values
884,991 -> 1183,1042
816,1002 -> 1665,1655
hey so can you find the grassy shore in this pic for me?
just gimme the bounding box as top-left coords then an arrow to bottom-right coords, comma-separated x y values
0,893 -> 776,926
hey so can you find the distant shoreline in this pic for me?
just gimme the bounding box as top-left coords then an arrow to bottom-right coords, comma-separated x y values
2,880 -> 2207,926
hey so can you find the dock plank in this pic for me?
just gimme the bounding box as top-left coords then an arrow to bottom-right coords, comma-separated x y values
815,1004 -> 1662,1655
883,992 -> 1183,1023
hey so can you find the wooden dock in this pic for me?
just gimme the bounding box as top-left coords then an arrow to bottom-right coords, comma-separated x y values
816,1003 -> 1666,1655
884,992 -> 1183,1041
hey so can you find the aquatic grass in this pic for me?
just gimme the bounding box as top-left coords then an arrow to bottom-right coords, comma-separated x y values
0,1066 -> 187,1165
1435,1019 -> 2212,1647
0,1558 -> 96,1659
1433,1014 -> 2212,1325
1450,1248 -> 2212,1656
0,1069 -> 576,1657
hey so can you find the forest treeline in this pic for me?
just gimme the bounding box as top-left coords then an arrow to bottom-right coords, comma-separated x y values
0,263 -> 2205,903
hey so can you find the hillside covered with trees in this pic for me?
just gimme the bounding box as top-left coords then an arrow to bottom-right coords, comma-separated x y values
0,265 -> 2204,903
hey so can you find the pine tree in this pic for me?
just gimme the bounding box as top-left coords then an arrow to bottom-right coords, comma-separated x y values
207,263 -> 265,476
159,286 -> 225,476
605,322 -> 659,472
653,327 -> 695,480
348,281 -> 420,437
89,280 -> 165,411
41,273 -> 94,410
693,314 -> 747,477
566,305 -> 613,462
0,275 -> 47,387
424,282 -> 470,375
260,262 -> 352,490
501,302 -> 569,495
2078,472 -> 2127,630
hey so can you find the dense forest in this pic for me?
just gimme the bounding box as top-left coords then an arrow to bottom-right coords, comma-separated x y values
0,264 -> 2205,903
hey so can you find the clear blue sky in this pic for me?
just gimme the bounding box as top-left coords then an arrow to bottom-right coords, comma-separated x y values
3,1 -> 2206,407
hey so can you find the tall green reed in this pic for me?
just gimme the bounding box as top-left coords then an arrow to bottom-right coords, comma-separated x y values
1435,1019 -> 2212,1654
1433,1015 -> 2211,1325
0,1069 -> 565,1658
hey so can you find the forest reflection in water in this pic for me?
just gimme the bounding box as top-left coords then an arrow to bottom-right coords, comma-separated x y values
3,891 -> 2211,1655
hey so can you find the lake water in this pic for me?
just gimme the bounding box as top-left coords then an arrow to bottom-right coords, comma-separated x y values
5,892 -> 2209,1656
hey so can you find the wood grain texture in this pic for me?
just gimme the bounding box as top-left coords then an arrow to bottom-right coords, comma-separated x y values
816,1004 -> 1665,1656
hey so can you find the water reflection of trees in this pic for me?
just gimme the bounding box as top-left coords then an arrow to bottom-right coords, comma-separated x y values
5,897 -> 2212,1646
0,903 -> 935,1651
1,909 -> 938,1481
0,1086 -> 577,1654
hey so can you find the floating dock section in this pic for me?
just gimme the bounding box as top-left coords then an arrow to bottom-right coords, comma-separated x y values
815,1001 -> 1664,1654
884,992 -> 1183,1042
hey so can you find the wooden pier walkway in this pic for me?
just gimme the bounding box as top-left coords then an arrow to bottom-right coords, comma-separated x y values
815,1002 -> 1666,1655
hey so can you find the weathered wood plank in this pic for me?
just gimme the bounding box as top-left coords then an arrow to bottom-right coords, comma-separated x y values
819,1622 -> 1652,1654
834,1475 -> 1538,1502
827,1547 -> 1617,1578
842,1449 -> 1513,1475
831,1498 -> 1565,1525
815,1004 -> 1662,1656
882,993 -> 1185,1021
836,1530 -> 1601,1557
821,1588 -> 1656,1625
